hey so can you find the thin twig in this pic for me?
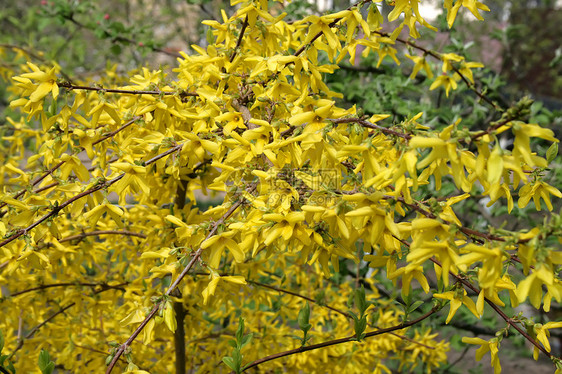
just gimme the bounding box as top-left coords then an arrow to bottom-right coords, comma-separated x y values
247,279 -> 435,350
240,307 -> 438,372
430,257 -> 555,360
384,195 -> 505,242
92,116 -> 141,145
230,15 -> 249,63
330,117 -> 412,140
469,117 -> 512,141
0,116 -> 140,214
373,31 -> 500,111
0,143 -> 183,249
105,184 -> 256,373
9,281 -> 128,297
58,82 -> 197,97
7,282 -> 127,359
58,230 -> 146,243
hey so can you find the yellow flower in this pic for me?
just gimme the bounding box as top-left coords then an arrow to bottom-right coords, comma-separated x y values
515,265 -> 554,309
457,244 -> 507,290
457,61 -> 484,83
434,289 -> 480,323
388,265 -> 430,296
201,230 -> 245,268
518,181 -> 562,211
216,111 -> 246,135
262,212 -> 308,246
83,203 -> 124,228
444,0 -> 490,28
17,62 -> 59,102
429,75 -> 459,97
512,122 -> 557,168
376,44 -> 400,68
441,53 -> 464,73
405,54 -> 433,79
201,274 -> 246,305
461,337 -> 501,374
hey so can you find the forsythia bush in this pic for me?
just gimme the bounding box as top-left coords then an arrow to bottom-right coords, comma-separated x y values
1,0 -> 561,373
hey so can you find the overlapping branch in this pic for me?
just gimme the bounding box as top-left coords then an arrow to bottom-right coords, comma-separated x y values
6,282 -> 127,359
372,31 -> 501,111
0,142 -> 183,249
430,257 -> 555,360
105,184 -> 256,373
0,115 -> 141,215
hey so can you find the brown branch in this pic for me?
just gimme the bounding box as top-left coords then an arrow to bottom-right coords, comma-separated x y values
0,161 -> 64,211
250,279 -> 349,317
9,281 -> 128,297
105,184 -> 256,374
92,116 -> 141,145
240,307 -> 438,372
0,116 -> 140,214
58,230 -> 146,243
293,10 -> 347,59
7,282 -> 127,359
0,176 -> 122,248
330,117 -> 412,141
395,237 -> 555,362
429,257 -> 555,361
29,157 -> 120,196
32,182 -> 59,195
280,124 -> 305,138
58,82 -> 197,97
469,117 -> 513,142
172,179 -> 190,374
0,143 -> 183,249
247,279 -> 434,350
373,31 -> 500,111
385,195 -> 505,242
230,15 -> 249,63
74,344 -> 127,363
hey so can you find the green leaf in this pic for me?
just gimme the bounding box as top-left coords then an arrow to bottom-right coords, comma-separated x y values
228,340 -> 238,349
232,349 -> 242,367
298,302 -> 310,331
240,333 -> 253,349
38,349 -> 55,374
408,300 -> 424,314
0,330 -> 4,354
222,356 -> 237,371
355,285 -> 367,316
38,349 -> 50,370
547,142 -> 558,163
354,316 -> 367,341
235,317 -> 245,346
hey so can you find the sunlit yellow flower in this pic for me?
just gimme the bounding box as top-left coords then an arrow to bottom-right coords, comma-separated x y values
17,62 -> 59,102
216,111 -> 246,135
201,230 -> 245,268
